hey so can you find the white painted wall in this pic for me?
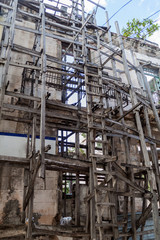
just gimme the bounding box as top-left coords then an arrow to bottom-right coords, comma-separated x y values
0,133 -> 56,157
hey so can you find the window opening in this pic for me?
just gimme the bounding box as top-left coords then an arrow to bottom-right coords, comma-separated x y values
143,66 -> 160,106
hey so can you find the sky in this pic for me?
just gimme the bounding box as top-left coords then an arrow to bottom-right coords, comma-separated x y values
44,0 -> 160,45
88,0 -> 160,46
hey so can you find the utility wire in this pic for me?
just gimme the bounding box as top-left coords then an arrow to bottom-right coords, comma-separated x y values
90,7 -> 160,65
93,16 -> 160,64
86,0 -> 134,40
130,19 -> 159,39
130,10 -> 160,38
102,0 -> 133,27
145,9 -> 160,20
139,19 -> 160,40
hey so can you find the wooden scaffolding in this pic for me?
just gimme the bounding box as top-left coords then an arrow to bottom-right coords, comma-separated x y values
0,0 -> 160,239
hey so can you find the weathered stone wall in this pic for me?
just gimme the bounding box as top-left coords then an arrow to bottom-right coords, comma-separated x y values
0,18 -> 60,229
0,167 -> 23,225
34,170 -> 58,225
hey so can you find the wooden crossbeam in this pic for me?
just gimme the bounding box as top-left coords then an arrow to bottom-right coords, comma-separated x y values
33,224 -> 89,237
0,226 -> 26,239
111,102 -> 141,126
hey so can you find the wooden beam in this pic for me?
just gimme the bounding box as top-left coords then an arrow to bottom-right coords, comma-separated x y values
2,103 -> 82,123
23,156 -> 41,211
39,2 -> 46,179
111,102 -> 141,125
5,91 -> 40,102
0,155 -> 29,165
0,2 -> 13,10
135,203 -> 152,230
45,153 -> 90,169
115,172 -> 146,194
0,228 -> 25,239
87,0 -> 105,9
33,224 -> 89,237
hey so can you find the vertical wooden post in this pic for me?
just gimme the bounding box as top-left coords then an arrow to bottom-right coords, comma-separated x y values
40,1 -> 46,179
64,175 -> 66,217
25,124 -> 33,239
115,20 -> 160,240
81,0 -> 96,238
131,53 -> 160,197
72,1 -> 81,224
106,12 -> 134,239
75,132 -> 80,225
0,0 -> 18,119
75,172 -> 80,226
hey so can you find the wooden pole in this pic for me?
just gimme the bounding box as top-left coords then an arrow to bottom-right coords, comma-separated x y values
106,12 -> 134,239
115,21 -> 160,240
0,0 -> 18,119
40,2 -> 46,179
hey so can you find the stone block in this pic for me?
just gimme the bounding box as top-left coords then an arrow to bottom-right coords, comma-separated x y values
35,177 -> 45,190
33,202 -> 57,216
38,214 -> 54,225
34,190 -> 57,203
46,177 -> 58,190
35,177 -> 58,190
0,177 -> 10,190
58,237 -> 73,240
0,166 -> 12,177
46,170 -> 58,178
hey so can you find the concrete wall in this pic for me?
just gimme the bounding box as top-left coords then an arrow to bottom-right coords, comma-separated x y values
0,133 -> 56,157
0,166 -> 24,225
0,131 -> 57,226
0,17 -> 61,228
1,18 -> 62,99
34,170 -> 58,225
91,36 -> 160,113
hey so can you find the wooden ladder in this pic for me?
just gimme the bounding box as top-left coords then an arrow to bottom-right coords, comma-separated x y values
0,0 -> 18,119
85,68 -> 119,240
82,9 -> 119,239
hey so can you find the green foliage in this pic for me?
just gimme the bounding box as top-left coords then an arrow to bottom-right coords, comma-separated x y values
68,147 -> 75,153
79,148 -> 86,155
81,133 -> 86,138
122,18 -> 159,39
62,180 -> 75,194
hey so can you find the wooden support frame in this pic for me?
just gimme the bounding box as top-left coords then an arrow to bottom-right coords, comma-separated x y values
0,0 -> 160,239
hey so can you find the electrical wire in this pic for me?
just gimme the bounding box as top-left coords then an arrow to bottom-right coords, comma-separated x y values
95,10 -> 160,63
130,10 -> 160,38
85,0 -> 134,60
102,0 -> 133,27
85,0 -> 134,43
145,9 -> 160,20
130,19 -> 159,39
139,18 -> 160,40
